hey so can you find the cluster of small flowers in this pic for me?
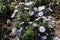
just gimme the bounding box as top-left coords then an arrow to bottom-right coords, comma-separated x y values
10,1 -> 35,20
10,1 -> 54,40
26,2 -> 54,40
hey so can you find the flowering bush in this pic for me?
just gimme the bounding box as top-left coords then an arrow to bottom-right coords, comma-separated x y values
0,0 -> 60,40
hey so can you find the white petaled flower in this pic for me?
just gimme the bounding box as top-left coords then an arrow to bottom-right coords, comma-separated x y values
28,11 -> 34,16
28,22 -> 33,24
38,11 -> 43,17
38,6 -> 45,11
24,7 -> 29,10
34,7 -> 38,11
32,23 -> 37,27
53,36 -> 60,40
39,26 -> 45,33
19,2 -> 24,5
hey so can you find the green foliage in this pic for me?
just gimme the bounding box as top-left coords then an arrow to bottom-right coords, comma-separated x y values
21,26 -> 34,40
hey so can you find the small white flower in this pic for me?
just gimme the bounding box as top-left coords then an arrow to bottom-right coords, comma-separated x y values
28,11 -> 34,16
24,7 -> 29,10
28,22 -> 33,24
39,26 -> 45,33
19,2 -> 24,5
38,11 -> 43,16
7,19 -> 10,23
38,6 -> 45,11
32,23 -> 37,27
53,36 -> 60,40
34,7 -> 38,11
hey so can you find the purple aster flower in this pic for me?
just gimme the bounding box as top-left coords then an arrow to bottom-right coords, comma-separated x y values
28,11 -> 34,16
36,11 -> 44,17
39,26 -> 46,33
17,27 -> 23,36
